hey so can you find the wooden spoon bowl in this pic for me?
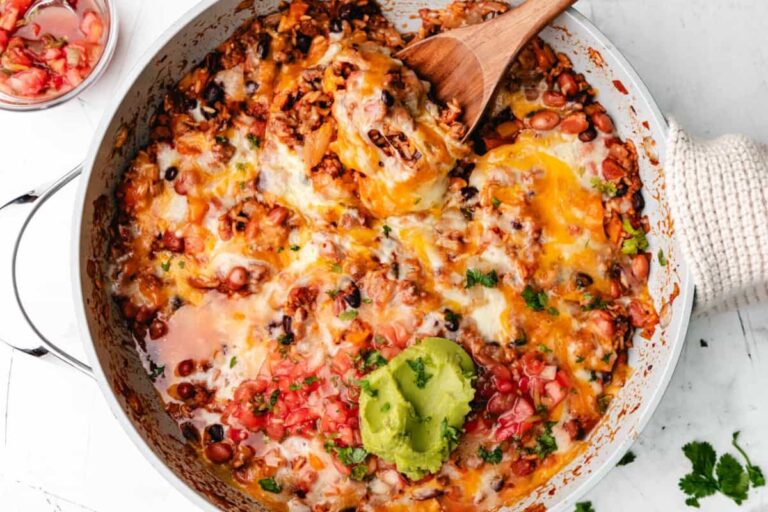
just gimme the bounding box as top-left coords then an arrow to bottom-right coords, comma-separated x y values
397,0 -> 576,139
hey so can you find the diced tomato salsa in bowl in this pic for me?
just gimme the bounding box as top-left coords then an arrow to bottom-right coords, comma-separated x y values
0,0 -> 112,106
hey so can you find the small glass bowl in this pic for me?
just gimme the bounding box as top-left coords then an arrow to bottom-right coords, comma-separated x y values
0,0 -> 119,112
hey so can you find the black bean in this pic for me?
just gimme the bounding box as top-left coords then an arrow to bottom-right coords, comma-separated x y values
609,262 -> 623,280
256,33 -> 271,59
449,161 -> 475,181
203,81 -> 225,105
381,89 -> 394,107
578,126 -> 597,142
460,186 -> 479,201
574,272 -> 593,289
296,32 -> 312,53
614,182 -> 629,197
632,190 -> 645,211
282,314 -> 293,335
338,3 -> 361,20
206,424 -> 225,443
343,283 -> 361,308
329,18 -> 343,33
181,422 -> 201,444
164,166 -> 178,181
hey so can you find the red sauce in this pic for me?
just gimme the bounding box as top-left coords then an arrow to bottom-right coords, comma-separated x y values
0,0 -> 107,100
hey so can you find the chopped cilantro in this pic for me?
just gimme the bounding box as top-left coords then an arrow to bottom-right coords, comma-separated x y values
247,133 -> 260,149
382,225 -> 392,238
532,424 -> 558,459
339,310 -> 358,321
148,360 -> 165,382
617,451 -> 636,466
581,293 -> 609,311
277,332 -> 294,345
575,355 -> 585,363
406,357 -> 432,388
362,297 -> 373,304
465,268 -> 499,288
289,244 -> 301,251
575,502 -> 596,512
215,134 -> 229,144
304,376 -> 319,386
229,356 -> 237,368
258,477 -> 282,493
441,418 -> 461,450
602,352 -> 613,364
621,218 -> 649,255
364,350 -> 387,369
266,390 -> 279,411
160,259 -> 172,272
331,262 -> 342,273
326,288 -> 341,299
590,177 -> 618,197
658,249 -> 668,266
478,445 -> 503,464
358,379 -> 378,397
491,196 -> 502,209
374,334 -> 388,345
178,260 -> 185,269
538,344 -> 552,354
597,394 -> 612,413
350,464 -> 369,481
235,162 -> 247,171
521,285 -> 549,312
460,207 -> 474,221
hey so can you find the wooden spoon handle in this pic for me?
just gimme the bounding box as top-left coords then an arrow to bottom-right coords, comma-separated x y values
468,0 -> 577,72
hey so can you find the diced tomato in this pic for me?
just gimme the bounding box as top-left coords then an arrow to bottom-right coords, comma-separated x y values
521,351 -> 545,377
331,350 -> 353,374
500,396 -> 535,424
265,422 -> 285,441
555,370 -> 570,387
0,7 -> 20,32
80,11 -> 104,43
228,428 -> 248,442
544,380 -> 567,406
487,392 -> 518,415
0,29 -> 8,53
7,68 -> 48,97
284,407 -> 315,427
511,459 -> 536,477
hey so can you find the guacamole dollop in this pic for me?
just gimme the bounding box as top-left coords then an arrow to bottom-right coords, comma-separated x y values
359,337 -> 476,480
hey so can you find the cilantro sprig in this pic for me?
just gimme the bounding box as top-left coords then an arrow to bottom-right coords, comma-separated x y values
679,433 -> 764,507
406,357 -> 433,388
465,268 -> 499,288
478,445 -> 503,464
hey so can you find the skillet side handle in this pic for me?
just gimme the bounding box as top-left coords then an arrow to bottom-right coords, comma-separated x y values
0,164 -> 93,377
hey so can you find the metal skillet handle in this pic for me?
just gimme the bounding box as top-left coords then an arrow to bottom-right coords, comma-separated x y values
0,164 -> 93,377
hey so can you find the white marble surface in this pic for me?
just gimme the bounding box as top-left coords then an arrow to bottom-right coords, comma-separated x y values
0,1 -> 767,511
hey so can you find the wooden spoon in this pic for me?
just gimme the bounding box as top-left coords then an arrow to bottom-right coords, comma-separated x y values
397,0 -> 576,140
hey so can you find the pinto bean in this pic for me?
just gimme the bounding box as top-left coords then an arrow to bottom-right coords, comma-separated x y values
632,190 -> 645,211
631,253 -> 650,282
542,91 -> 567,108
177,359 -> 195,377
205,442 -> 234,464
530,110 -> 561,131
511,459 -> 536,477
557,71 -> 579,98
173,170 -> 198,195
578,126 -> 598,142
342,282 -> 361,308
162,230 -> 185,253
601,158 -> 626,180
590,310 -> 615,339
591,112 -> 614,133
267,206 -> 289,226
226,266 -> 249,291
560,112 -> 589,134
149,319 -> 168,339
177,382 -> 196,400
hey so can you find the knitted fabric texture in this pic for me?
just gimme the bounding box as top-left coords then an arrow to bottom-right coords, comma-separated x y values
666,120 -> 768,315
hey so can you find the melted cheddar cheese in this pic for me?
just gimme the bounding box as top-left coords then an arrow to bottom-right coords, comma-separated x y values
109,1 -> 658,511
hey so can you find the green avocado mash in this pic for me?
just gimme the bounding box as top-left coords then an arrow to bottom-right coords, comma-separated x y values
359,337 -> 476,480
